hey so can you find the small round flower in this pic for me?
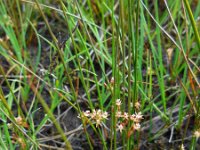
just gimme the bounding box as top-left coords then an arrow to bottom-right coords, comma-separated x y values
102,111 -> 109,119
135,112 -> 143,121
116,99 -> 121,107
194,130 -> 200,139
130,114 -> 136,121
133,123 -> 141,131
116,111 -> 122,118
14,116 -> 29,128
78,110 -> 91,118
15,116 -> 23,124
96,109 -> 102,116
123,112 -> 129,120
95,119 -> 101,127
83,110 -> 91,117
135,101 -> 141,110
117,123 -> 124,133
90,109 -> 97,119
130,112 -> 143,123
110,77 -> 115,84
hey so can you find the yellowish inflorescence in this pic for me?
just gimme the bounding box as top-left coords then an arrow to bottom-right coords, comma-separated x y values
78,98 -> 143,136
78,109 -> 108,127
115,99 -> 143,135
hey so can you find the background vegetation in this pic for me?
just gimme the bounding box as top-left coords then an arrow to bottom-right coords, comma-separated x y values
0,0 -> 199,149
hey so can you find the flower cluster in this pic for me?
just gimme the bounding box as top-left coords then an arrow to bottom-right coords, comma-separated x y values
79,109 -> 108,127
7,116 -> 29,129
78,98 -> 143,138
115,99 -> 143,136
6,116 -> 29,149
78,78 -> 143,137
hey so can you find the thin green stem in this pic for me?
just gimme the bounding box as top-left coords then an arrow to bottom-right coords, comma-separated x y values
183,0 -> 200,50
